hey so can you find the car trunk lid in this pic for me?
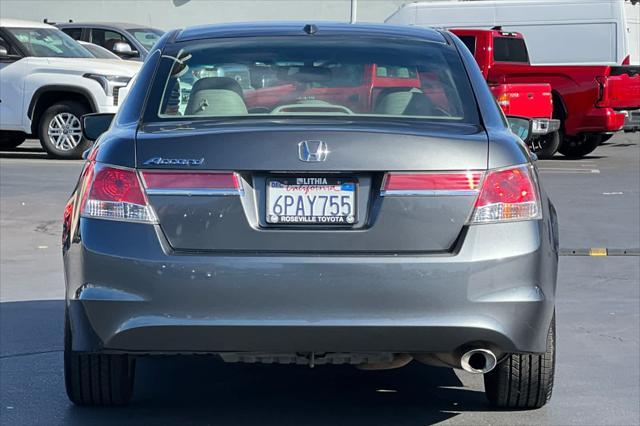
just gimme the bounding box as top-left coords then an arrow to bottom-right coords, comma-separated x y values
135,121 -> 488,253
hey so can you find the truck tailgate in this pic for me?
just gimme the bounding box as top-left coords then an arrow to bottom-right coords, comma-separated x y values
606,66 -> 640,110
491,83 -> 553,119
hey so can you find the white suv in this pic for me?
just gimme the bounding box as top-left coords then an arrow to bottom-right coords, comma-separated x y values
0,19 -> 140,158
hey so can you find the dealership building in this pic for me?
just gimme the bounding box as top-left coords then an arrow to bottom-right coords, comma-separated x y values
0,0 -> 406,29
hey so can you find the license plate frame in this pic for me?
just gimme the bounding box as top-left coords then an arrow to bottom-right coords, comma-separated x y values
266,176 -> 358,226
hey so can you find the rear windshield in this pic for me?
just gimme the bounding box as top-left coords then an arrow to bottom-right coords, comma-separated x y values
458,35 -> 477,56
493,37 -> 529,63
146,36 -> 479,124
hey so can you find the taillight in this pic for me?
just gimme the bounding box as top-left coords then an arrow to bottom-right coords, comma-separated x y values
381,171 -> 484,196
469,164 -> 541,224
62,198 -> 74,249
622,55 -> 630,66
140,171 -> 242,196
496,92 -> 512,114
595,76 -> 609,108
81,163 -> 156,223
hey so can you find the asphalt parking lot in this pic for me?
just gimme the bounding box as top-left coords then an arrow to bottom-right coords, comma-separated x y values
1,134 -> 638,425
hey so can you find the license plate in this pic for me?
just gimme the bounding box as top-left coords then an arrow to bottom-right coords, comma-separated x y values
266,177 -> 356,225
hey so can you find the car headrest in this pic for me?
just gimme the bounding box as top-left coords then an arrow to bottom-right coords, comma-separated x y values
185,77 -> 248,116
374,88 -> 434,116
190,77 -> 244,98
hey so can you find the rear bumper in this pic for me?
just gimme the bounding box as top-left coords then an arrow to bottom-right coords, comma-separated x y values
570,108 -> 626,134
65,217 -> 558,356
623,110 -> 640,132
531,118 -> 560,135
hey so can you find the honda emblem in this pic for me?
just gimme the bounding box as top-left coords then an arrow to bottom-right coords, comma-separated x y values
298,140 -> 329,162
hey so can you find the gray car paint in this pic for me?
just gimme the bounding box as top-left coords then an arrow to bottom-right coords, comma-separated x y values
63,23 -> 558,362
137,122 -> 488,252
67,217 -> 556,355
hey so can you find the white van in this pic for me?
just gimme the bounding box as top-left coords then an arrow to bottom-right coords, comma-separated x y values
386,0 -> 640,65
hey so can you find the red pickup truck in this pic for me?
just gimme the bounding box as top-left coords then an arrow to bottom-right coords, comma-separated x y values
243,61 -> 557,155
488,79 -> 557,158
451,28 -> 640,158
244,64 -> 423,114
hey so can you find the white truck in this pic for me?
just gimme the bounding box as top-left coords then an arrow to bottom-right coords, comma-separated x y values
0,19 -> 140,158
386,0 -> 640,66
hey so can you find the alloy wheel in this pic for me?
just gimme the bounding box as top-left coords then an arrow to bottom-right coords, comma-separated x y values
47,113 -> 83,151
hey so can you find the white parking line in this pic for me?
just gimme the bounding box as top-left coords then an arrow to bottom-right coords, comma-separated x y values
0,159 -> 83,165
538,168 -> 601,174
537,159 -> 599,174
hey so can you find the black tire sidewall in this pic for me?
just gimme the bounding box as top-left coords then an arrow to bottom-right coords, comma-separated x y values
483,312 -> 556,409
38,102 -> 91,159
63,308 -> 136,405
558,134 -> 602,158
531,131 -> 560,159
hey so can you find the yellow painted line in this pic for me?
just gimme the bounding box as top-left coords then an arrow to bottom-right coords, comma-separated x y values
589,248 -> 608,257
560,248 -> 639,256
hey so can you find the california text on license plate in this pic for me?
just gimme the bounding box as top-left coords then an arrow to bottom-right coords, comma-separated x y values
266,177 -> 356,225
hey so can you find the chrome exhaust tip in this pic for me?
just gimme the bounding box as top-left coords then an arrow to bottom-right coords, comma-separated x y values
460,349 -> 497,374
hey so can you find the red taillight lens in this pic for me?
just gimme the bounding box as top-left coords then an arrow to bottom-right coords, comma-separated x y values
141,171 -> 241,195
90,166 -> 146,204
62,198 -> 74,248
595,76 -> 609,108
382,171 -> 483,195
496,92 -> 511,114
81,164 -> 155,223
469,164 -> 541,223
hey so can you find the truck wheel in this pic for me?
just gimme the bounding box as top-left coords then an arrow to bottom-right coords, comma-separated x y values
558,134 -> 602,158
0,131 -> 26,150
484,314 -> 555,409
64,310 -> 136,406
530,131 -> 560,159
38,101 -> 91,159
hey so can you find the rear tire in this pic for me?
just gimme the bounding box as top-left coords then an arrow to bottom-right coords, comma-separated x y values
38,101 -> 91,159
0,131 -> 26,150
483,314 -> 555,409
558,134 -> 601,158
64,310 -> 135,406
530,131 -> 560,159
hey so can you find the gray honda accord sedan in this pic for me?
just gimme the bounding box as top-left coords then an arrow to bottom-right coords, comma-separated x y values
62,22 -> 558,409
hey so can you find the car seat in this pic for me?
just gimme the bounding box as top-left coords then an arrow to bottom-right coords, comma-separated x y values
184,77 -> 248,116
374,88 -> 436,116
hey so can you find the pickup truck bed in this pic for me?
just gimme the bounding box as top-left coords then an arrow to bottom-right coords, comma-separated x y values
451,28 -> 640,158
